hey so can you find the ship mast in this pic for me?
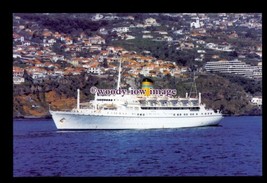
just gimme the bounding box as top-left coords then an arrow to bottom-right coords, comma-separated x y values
116,58 -> 122,90
77,89 -> 80,110
188,72 -> 202,105
94,92 -> 97,110
188,72 -> 198,98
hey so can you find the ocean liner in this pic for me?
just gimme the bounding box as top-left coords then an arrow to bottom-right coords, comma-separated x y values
50,60 -> 223,130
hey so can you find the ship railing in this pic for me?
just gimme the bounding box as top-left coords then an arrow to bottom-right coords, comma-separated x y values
52,107 -> 74,112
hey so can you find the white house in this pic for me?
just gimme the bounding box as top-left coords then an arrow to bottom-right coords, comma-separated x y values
91,14 -> 104,21
87,67 -> 101,75
144,18 -> 159,26
191,18 -> 200,28
112,27 -> 129,33
143,35 -> 153,39
13,77 -> 25,84
13,54 -> 21,58
125,34 -> 135,40
251,97 -> 262,106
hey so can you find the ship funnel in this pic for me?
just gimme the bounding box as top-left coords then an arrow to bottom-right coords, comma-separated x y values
142,78 -> 153,96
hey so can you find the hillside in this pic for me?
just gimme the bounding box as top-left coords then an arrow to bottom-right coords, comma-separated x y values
13,13 -> 262,118
13,73 -> 261,118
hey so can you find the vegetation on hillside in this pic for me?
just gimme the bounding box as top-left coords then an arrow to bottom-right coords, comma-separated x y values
13,72 -> 117,118
139,74 -> 261,116
13,71 -> 261,118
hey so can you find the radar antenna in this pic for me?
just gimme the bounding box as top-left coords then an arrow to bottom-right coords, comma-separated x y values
188,72 -> 198,98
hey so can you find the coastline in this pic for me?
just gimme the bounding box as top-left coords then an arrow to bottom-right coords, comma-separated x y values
14,115 -> 52,120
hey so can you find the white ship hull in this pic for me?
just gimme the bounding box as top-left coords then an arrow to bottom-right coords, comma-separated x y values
50,111 -> 223,130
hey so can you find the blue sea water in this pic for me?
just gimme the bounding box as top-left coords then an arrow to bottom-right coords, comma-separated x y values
13,116 -> 262,177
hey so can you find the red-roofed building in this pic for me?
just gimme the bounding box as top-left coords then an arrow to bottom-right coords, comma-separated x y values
89,35 -> 105,45
13,66 -> 24,77
13,66 -> 25,84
